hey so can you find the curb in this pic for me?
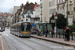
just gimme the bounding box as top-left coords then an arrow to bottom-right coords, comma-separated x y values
2,35 -> 9,50
31,36 -> 75,48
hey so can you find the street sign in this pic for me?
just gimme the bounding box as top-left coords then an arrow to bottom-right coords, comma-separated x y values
54,15 -> 57,19
51,19 -> 55,23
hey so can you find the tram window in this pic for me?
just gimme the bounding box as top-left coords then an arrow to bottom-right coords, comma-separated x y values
24,25 -> 31,31
21,25 -> 24,31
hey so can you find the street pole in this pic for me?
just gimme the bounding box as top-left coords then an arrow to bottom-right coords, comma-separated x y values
54,15 -> 57,38
40,1 -> 42,22
55,19 -> 57,38
66,0 -> 68,26
41,7 -> 42,22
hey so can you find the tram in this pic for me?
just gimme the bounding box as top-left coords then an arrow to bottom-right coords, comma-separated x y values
1,26 -> 5,31
10,22 -> 31,37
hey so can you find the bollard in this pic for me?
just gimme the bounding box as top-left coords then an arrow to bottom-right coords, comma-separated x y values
63,33 -> 64,39
71,33 -> 73,40
56,33 -> 57,38
59,33 -> 60,38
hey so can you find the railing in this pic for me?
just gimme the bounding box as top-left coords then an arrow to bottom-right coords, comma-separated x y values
67,11 -> 73,15
47,32 -> 75,41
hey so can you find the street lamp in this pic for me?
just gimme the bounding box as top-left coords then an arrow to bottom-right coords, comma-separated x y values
66,0 -> 68,26
40,2 -> 42,22
54,15 -> 57,38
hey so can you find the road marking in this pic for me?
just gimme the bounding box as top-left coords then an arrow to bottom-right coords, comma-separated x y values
3,32 -> 9,36
1,36 -> 4,50
64,46 -> 74,49
50,46 -> 74,49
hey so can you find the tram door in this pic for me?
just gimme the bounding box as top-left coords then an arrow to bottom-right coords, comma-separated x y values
47,24 -> 52,32
47,24 -> 52,37
39,24 -> 44,35
1,26 -> 5,31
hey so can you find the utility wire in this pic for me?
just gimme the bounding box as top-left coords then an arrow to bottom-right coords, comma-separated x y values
12,0 -> 16,6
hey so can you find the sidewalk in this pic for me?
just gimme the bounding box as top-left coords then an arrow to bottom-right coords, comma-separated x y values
31,35 -> 75,48
0,33 -> 9,50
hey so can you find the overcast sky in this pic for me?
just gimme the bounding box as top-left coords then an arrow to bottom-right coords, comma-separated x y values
0,0 -> 40,13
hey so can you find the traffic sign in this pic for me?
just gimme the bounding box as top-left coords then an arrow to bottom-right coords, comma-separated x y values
51,19 -> 55,23
54,15 -> 58,19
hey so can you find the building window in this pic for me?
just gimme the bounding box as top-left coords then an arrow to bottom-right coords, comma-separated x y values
70,6 -> 72,15
70,0 -> 72,3
63,7 -> 64,15
58,0 -> 60,3
63,0 -> 65,2
60,0 -> 62,3
49,2 -> 51,7
0,19 -> 2,21
26,19 -> 28,21
40,0 -> 42,1
40,3 -> 42,8
0,17 -> 2,18
49,9 -> 56,14
49,0 -> 56,7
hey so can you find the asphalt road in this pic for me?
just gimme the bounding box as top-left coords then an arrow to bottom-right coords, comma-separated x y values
2,28 -> 74,50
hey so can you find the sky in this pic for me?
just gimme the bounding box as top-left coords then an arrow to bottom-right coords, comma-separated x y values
0,0 -> 40,13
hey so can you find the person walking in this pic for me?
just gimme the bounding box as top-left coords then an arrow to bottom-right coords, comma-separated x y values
44,28 -> 48,37
66,27 -> 70,41
51,28 -> 54,38
64,28 -> 67,41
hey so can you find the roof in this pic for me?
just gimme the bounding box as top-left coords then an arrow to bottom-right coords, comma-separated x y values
24,3 -> 35,11
33,4 -> 40,10
8,14 -> 12,16
23,10 -> 33,14
0,12 -> 3,15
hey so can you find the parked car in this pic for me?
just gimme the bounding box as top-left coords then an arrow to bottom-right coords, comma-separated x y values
31,29 -> 37,34
0,30 -> 3,32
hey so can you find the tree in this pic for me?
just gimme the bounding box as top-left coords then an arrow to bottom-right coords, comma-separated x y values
68,24 -> 75,32
49,13 -> 55,29
35,2 -> 37,4
57,14 -> 66,29
49,13 -> 66,29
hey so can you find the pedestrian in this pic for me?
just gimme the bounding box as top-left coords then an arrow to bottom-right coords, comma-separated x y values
44,28 -> 48,37
66,27 -> 70,41
38,29 -> 41,36
51,28 -> 54,38
36,29 -> 38,35
64,28 -> 67,41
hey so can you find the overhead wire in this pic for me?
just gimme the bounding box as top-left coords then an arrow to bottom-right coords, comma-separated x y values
8,0 -> 16,13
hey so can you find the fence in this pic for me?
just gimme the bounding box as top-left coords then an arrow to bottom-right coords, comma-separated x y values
31,23 -> 75,41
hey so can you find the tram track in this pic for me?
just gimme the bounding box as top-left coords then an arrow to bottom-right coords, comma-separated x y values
23,38 -> 53,50
5,32 -> 36,50
4,31 -> 74,50
8,32 -> 53,50
3,32 -> 18,50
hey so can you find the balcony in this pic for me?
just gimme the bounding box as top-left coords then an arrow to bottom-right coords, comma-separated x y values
67,11 -> 73,17
74,6 -> 75,10
57,1 -> 66,5
73,18 -> 75,23
67,11 -> 73,15
69,1 -> 73,5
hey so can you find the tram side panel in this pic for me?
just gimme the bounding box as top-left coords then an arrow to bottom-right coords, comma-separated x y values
20,23 -> 31,37
10,22 -> 31,37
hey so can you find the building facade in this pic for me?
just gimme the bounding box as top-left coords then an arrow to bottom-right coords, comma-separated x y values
57,0 -> 74,25
7,14 -> 12,26
40,0 -> 57,23
0,12 -> 3,26
13,2 -> 40,24
35,6 -> 41,23
14,6 -> 20,14
73,0 -> 75,23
